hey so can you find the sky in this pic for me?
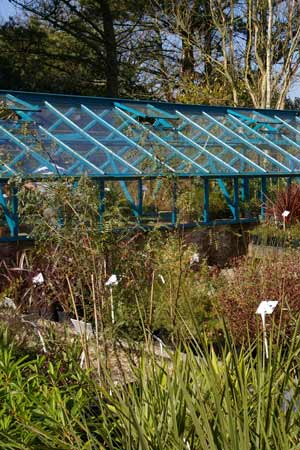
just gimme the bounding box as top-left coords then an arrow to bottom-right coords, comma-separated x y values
0,0 -> 299,99
0,0 -> 17,20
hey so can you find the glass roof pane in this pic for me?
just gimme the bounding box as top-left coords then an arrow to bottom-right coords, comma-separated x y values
1,91 -> 300,177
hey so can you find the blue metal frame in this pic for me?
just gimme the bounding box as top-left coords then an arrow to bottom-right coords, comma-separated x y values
0,90 -> 300,239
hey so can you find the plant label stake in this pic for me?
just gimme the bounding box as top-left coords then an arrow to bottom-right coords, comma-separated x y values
256,301 -> 278,360
105,274 -> 118,325
71,319 -> 94,368
282,210 -> 290,231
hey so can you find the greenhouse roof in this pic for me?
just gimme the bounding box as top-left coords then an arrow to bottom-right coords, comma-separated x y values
0,90 -> 300,179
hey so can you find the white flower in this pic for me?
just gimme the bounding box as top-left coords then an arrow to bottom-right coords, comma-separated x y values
105,274 -> 118,287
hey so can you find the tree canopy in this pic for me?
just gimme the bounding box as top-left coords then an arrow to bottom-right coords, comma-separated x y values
0,0 -> 299,108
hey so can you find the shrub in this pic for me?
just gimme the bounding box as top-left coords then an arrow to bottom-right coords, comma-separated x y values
266,183 -> 300,225
2,322 -> 300,449
217,252 -> 300,343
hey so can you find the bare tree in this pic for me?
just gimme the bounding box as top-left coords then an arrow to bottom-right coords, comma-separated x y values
208,0 -> 300,108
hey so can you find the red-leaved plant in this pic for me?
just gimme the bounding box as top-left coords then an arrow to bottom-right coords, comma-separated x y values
266,184 -> 300,225
217,253 -> 300,343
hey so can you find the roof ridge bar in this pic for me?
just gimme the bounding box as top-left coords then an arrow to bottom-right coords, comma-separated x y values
228,114 -> 299,169
0,124 -> 59,174
81,105 -> 175,173
177,131 -> 238,173
146,104 -> 178,119
44,102 -> 141,174
6,94 -> 40,111
203,112 -> 290,172
115,107 -> 209,174
176,111 -> 267,173
40,126 -> 105,175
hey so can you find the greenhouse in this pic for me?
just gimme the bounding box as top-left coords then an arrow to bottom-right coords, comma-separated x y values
1,90 -> 300,241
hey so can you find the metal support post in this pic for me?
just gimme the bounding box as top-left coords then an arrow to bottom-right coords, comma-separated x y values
233,177 -> 239,220
203,178 -> 209,224
11,185 -> 19,237
260,177 -> 267,219
171,179 -> 178,226
0,183 -> 19,237
137,179 -> 143,219
241,177 -> 250,202
99,180 -> 105,229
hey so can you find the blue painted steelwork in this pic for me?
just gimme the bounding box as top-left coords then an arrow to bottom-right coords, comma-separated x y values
45,102 -> 141,175
81,104 -> 176,173
202,112 -> 292,172
203,178 -> 209,224
0,183 -> 18,237
115,107 -> 209,174
40,126 -> 105,175
260,177 -> 267,219
0,90 -> 300,239
228,114 -> 300,169
176,111 -> 267,173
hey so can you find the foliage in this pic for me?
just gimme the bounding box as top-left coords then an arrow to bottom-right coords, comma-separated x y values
0,177 -> 219,343
217,252 -> 300,343
2,0 -> 300,105
2,322 -> 300,448
266,183 -> 300,225
250,222 -> 300,247
0,17 -> 99,95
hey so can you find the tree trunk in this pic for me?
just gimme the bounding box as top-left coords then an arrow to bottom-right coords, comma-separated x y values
100,0 -> 119,97
181,30 -> 195,78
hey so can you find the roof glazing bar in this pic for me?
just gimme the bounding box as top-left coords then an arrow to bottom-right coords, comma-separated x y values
0,160 -> 17,176
176,111 -> 267,173
40,126 -> 105,175
45,102 -> 141,174
280,134 -> 300,153
115,107 -> 209,174
81,105 -> 175,173
66,117 -> 134,174
0,124 -> 59,174
48,107 -> 76,132
228,114 -> 300,169
204,112 -> 293,172
274,116 -> 300,132
177,132 -> 238,173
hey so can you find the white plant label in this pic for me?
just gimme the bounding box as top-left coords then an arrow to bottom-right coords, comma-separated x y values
190,253 -> 200,265
158,274 -> 166,284
256,300 -> 278,360
256,300 -> 278,315
105,274 -> 118,287
71,319 -> 94,337
282,210 -> 290,218
32,272 -> 44,285
1,297 -> 16,310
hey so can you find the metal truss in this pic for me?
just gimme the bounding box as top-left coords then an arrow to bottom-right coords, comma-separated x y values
0,90 -> 300,239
